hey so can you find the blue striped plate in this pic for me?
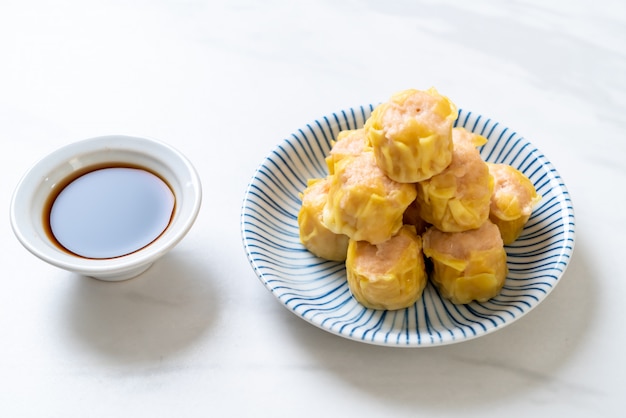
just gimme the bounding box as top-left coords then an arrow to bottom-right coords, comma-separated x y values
240,106 -> 575,347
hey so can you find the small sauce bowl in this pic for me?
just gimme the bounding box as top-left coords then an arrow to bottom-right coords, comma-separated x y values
10,135 -> 202,281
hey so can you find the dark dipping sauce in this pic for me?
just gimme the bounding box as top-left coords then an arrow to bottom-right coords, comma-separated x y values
43,164 -> 176,259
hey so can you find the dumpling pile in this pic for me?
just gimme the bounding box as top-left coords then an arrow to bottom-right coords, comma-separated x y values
297,88 -> 541,309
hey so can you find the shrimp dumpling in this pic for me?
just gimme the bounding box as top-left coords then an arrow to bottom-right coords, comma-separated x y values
416,127 -> 493,232
325,128 -> 368,175
346,225 -> 427,310
488,163 -> 541,245
364,88 -> 457,183
422,221 -> 508,304
298,177 -> 349,261
323,151 -> 416,245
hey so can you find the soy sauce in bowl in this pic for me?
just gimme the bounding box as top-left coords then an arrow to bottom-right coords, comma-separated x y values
44,164 -> 175,259
11,134 -> 202,281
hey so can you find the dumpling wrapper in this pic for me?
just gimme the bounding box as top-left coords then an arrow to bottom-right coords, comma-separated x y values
346,225 -> 427,310
323,151 -> 416,245
422,221 -> 508,304
488,163 -> 541,244
298,177 -> 349,261
416,127 -> 493,232
325,128 -> 368,175
364,88 -> 457,183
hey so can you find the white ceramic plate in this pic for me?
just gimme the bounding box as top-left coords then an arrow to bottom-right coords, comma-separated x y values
241,105 -> 575,346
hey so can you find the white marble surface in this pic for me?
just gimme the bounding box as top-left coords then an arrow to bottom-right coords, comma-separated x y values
1,0 -> 624,416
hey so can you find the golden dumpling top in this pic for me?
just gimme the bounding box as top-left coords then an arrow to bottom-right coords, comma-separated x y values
330,150 -> 408,195
373,88 -> 457,140
364,88 -> 458,183
487,163 -> 541,244
423,220 -> 504,266
350,225 -> 420,276
322,151 -> 417,245
488,163 -> 541,220
346,225 -> 427,310
299,177 -> 328,209
422,220 -> 508,304
325,128 -> 368,174
416,127 -> 493,232
332,129 -> 368,156
443,128 -> 492,200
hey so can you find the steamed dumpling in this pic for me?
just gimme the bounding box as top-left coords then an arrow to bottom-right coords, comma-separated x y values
325,128 -> 368,175
416,127 -> 493,232
322,151 -> 416,245
298,177 -> 349,261
364,88 -> 457,183
346,225 -> 427,310
422,221 -> 508,304
488,163 -> 541,244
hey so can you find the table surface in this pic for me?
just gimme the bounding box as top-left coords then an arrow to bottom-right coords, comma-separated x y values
1,1 -> 624,417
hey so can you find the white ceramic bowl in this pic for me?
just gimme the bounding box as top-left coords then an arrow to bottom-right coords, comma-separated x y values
10,135 -> 202,281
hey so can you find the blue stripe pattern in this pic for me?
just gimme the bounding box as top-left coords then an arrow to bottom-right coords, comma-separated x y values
240,106 -> 576,346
